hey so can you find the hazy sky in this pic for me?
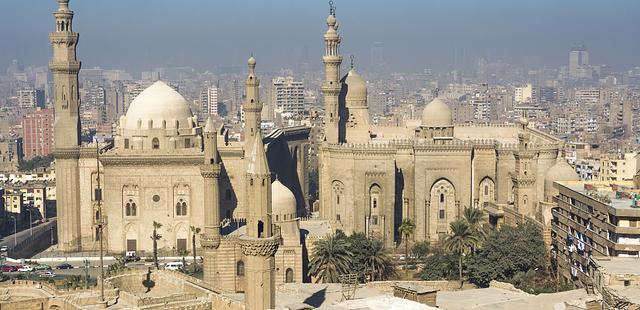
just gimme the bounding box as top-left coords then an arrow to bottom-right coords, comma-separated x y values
1,0 -> 639,74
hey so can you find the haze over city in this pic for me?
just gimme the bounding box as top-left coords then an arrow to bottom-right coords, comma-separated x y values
1,1 -> 640,309
1,0 -> 640,74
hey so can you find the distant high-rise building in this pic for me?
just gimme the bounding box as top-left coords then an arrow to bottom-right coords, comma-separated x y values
22,108 -> 55,158
569,45 -> 590,78
17,88 -> 45,108
370,42 -> 385,66
200,86 -> 219,115
515,84 -> 536,104
271,76 -> 305,114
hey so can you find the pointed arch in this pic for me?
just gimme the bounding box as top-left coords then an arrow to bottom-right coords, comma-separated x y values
429,178 -> 456,238
478,176 -> 495,207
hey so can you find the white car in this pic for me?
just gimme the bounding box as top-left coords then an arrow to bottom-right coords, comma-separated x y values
18,265 -> 34,272
0,246 -> 7,252
38,271 -> 56,278
164,261 -> 184,271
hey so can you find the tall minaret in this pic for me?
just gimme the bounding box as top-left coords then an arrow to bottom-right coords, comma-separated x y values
322,1 -> 343,143
243,56 -> 261,154
512,117 -> 537,217
200,117 -> 222,285
239,57 -> 279,310
50,0 -> 82,252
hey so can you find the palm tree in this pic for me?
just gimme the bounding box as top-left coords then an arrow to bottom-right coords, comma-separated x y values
151,221 -> 163,269
308,234 -> 352,283
178,249 -> 189,273
190,225 -> 201,272
398,218 -> 416,276
366,238 -> 395,281
463,207 -> 487,244
444,219 -> 480,289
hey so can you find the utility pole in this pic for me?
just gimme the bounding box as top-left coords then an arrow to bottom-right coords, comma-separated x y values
84,258 -> 89,289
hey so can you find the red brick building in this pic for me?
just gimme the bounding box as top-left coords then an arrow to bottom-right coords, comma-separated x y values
22,108 -> 55,158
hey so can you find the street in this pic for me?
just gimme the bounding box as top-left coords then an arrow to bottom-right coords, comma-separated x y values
0,218 -> 56,252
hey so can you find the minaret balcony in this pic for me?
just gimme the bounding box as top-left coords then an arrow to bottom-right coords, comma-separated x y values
239,234 -> 281,257
200,234 -> 221,249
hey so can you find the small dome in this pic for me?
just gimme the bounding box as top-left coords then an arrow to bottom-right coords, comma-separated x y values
421,98 -> 452,127
341,69 -> 367,106
248,56 -> 256,66
123,81 -> 193,130
272,179 -> 297,221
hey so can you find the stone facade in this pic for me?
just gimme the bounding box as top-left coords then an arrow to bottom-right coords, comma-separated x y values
318,10 -> 564,247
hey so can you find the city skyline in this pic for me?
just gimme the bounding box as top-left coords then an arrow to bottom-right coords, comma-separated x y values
1,0 -> 640,74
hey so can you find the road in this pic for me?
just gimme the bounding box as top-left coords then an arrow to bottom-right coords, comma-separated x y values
0,218 -> 56,251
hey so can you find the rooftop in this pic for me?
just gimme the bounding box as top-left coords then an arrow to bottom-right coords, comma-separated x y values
557,180 -> 640,211
591,256 -> 640,275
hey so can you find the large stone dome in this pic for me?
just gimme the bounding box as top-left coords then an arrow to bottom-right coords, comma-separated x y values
544,158 -> 579,200
123,81 -> 193,130
421,98 -> 452,127
272,179 -> 297,221
341,69 -> 367,106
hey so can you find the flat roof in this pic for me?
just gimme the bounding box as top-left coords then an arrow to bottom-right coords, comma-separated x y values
592,256 -> 640,275
558,181 -> 640,211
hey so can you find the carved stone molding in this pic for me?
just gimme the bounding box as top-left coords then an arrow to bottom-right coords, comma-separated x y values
200,166 -> 221,179
239,236 -> 280,257
200,235 -> 220,249
53,147 -> 80,160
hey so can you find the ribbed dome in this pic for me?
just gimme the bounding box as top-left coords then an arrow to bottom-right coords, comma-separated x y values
123,81 -> 193,130
422,98 -> 453,127
341,69 -> 367,106
272,179 -> 297,221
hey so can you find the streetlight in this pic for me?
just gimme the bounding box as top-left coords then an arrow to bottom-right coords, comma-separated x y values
28,208 -> 33,236
10,216 -> 16,247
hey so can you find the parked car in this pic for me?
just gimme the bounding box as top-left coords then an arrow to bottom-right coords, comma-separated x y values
0,265 -> 18,272
125,251 -> 141,262
38,271 -> 56,278
164,261 -> 184,271
0,246 -> 7,252
56,263 -> 74,270
35,264 -> 52,270
17,265 -> 34,272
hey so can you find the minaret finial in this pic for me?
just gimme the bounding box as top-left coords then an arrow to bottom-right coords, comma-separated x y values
329,0 -> 336,16
434,87 -> 439,98
248,55 -> 256,74
350,55 -> 355,69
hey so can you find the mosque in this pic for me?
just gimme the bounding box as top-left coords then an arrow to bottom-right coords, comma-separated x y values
48,0 -> 578,308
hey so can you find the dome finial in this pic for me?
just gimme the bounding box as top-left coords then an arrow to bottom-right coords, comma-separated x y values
248,55 -> 256,74
329,0 -> 336,16
350,55 -> 355,69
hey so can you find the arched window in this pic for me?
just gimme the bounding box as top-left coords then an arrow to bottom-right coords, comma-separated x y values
484,185 -> 489,195
285,268 -> 294,283
236,261 -> 245,276
125,200 -> 137,216
176,199 -> 188,216
258,220 -> 264,238
152,138 -> 160,149
336,195 -> 340,205
440,193 -> 445,203
372,198 -> 377,209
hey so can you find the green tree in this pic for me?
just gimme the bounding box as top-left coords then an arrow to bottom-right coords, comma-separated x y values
398,218 -> 416,276
308,234 -> 352,283
410,240 -> 430,263
444,219 -> 480,288
463,207 -> 488,248
190,225 -> 201,272
18,154 -> 54,172
344,232 -> 370,280
365,238 -> 395,281
151,221 -> 163,269
417,253 -> 458,280
466,223 -> 547,289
